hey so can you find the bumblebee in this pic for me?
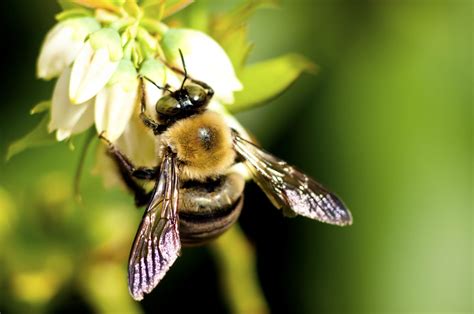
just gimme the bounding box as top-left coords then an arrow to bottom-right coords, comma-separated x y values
100,52 -> 352,301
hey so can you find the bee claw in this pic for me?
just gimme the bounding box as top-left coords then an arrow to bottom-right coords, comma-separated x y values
98,131 -> 112,146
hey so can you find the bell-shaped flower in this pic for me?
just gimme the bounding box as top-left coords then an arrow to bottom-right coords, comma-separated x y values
139,58 -> 167,119
48,67 -> 94,141
95,59 -> 139,142
161,29 -> 243,104
37,17 -> 100,80
138,59 -> 184,118
69,28 -> 123,104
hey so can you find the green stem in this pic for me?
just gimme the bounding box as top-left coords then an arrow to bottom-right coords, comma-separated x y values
211,224 -> 269,314
73,128 -> 96,203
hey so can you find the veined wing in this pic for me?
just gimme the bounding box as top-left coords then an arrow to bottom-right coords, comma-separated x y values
128,150 -> 181,300
232,132 -> 352,226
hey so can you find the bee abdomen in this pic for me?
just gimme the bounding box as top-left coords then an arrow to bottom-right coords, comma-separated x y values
178,172 -> 245,246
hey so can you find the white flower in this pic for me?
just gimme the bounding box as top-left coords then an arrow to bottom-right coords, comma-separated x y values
69,28 -> 123,104
37,17 -> 100,80
138,59 -> 186,119
161,29 -> 243,104
48,67 -> 94,141
95,59 -> 139,142
139,58 -> 167,119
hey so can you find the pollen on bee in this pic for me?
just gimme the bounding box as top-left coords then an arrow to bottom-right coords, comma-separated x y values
162,111 -> 236,181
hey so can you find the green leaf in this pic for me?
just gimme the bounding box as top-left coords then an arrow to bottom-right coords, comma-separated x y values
218,25 -> 253,72
210,0 -> 277,71
212,0 -> 277,40
230,53 -> 317,113
30,100 -> 51,115
6,114 -> 56,161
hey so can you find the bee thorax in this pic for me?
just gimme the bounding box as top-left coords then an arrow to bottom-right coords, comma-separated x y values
162,111 -> 236,181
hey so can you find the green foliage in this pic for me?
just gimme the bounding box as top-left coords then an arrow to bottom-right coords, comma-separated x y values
210,0 -> 277,70
231,53 -> 316,113
6,102 -> 56,161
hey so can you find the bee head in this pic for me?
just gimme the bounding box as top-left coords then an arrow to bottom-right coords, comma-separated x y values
155,83 -> 211,118
155,49 -> 215,120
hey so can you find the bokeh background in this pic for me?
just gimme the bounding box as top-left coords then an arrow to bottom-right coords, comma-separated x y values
0,0 -> 471,313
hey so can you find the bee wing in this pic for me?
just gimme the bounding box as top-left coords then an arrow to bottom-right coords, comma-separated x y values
232,132 -> 352,226
128,150 -> 181,301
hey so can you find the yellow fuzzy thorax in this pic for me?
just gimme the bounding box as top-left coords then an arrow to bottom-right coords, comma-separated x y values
161,111 -> 236,181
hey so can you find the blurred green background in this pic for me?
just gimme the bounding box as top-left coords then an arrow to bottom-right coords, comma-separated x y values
0,0 -> 471,313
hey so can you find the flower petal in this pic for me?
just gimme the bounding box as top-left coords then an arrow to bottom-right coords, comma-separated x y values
69,43 -> 120,104
37,17 -> 100,80
95,60 -> 139,142
139,59 -> 185,119
49,67 -> 94,141
115,112 -> 158,168
69,28 -> 123,104
161,29 -> 243,104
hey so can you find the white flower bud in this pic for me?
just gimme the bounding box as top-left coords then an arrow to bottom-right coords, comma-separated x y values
48,67 -> 94,141
161,29 -> 243,104
69,28 -> 123,104
37,17 -> 100,80
95,59 -> 139,142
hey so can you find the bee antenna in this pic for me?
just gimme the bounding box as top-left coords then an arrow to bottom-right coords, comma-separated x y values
179,49 -> 188,90
142,76 -> 172,94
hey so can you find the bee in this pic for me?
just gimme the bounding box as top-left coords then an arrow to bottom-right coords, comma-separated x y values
100,51 -> 352,301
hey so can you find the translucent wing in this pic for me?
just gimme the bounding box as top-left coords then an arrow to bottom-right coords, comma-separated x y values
232,132 -> 352,226
128,150 -> 181,300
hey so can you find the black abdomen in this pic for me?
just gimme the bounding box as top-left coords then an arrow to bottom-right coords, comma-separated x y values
178,172 -> 245,246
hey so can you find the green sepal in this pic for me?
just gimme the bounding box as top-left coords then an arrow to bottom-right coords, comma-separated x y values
55,8 -> 93,21
139,58 -> 167,85
58,0 -> 125,12
141,0 -> 193,21
107,59 -> 138,87
89,28 -> 123,61
137,26 -> 158,57
30,101 -> 51,115
58,0 -> 83,10
230,53 -> 317,113
6,114 -> 56,161
123,1 -> 141,17
141,0 -> 164,20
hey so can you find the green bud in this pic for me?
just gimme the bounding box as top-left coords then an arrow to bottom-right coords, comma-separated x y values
89,28 -> 124,62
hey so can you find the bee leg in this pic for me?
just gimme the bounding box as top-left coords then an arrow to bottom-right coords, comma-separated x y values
99,132 -> 158,180
109,147 -> 158,180
115,162 -> 153,207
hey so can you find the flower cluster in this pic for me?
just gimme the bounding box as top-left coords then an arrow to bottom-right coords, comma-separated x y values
10,0 -> 314,177
37,1 -> 243,150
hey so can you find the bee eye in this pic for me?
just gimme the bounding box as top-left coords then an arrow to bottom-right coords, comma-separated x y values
184,85 -> 207,105
156,95 -> 180,116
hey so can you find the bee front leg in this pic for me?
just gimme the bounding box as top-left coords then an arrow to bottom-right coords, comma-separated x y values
98,132 -> 158,207
99,132 -> 158,180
